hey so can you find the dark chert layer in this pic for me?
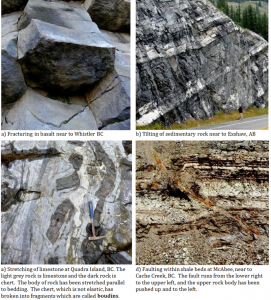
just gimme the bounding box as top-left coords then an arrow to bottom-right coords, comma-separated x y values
56,172 -> 80,191
46,199 -> 75,244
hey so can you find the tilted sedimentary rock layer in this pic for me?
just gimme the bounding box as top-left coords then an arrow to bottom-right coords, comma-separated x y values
136,0 -> 268,126
2,141 -> 132,264
1,0 -> 130,130
136,141 -> 269,265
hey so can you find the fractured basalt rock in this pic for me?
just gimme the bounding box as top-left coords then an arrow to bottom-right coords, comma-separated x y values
2,88 -> 98,130
1,12 -> 27,105
18,0 -> 95,31
84,0 -> 130,32
136,0 -> 268,126
18,19 -> 115,93
86,31 -> 130,129
1,0 -> 130,130
136,141 -> 269,265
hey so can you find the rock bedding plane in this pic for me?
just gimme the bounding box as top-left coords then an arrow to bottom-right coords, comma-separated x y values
1,0 -> 130,130
136,141 -> 269,265
1,140 -> 132,264
136,0 -> 268,126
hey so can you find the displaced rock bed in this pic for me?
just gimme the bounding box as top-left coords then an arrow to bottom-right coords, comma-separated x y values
2,0 -> 130,130
1,141 -> 132,264
136,141 -> 269,265
136,0 -> 268,126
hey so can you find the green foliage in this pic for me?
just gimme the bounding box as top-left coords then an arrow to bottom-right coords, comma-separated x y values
213,1 -> 268,41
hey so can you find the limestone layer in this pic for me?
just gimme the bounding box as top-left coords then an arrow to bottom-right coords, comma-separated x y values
2,141 -> 132,264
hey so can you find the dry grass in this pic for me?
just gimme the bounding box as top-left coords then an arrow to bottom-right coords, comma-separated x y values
136,107 -> 268,130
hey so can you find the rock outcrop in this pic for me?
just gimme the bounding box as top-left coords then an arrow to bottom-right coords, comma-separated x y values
2,0 -> 130,130
84,0 -> 130,32
1,12 -> 27,106
2,141 -> 132,264
136,141 -> 269,265
136,0 -> 268,126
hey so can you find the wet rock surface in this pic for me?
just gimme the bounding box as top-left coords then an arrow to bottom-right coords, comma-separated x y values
2,0 -> 130,130
136,0 -> 268,126
1,141 -> 132,264
136,141 -> 269,265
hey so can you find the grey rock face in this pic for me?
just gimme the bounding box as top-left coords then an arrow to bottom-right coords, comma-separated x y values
86,31 -> 130,129
18,18 -> 115,93
2,88 -> 98,130
18,0 -> 93,31
85,0 -> 130,32
136,0 -> 268,126
2,0 -> 130,130
1,0 -> 82,15
1,141 -> 132,264
1,12 -> 27,105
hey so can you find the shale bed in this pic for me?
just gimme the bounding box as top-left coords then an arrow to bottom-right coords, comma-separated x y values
136,141 -> 269,265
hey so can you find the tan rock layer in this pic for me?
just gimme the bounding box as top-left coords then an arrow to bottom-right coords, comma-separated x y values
136,141 -> 269,265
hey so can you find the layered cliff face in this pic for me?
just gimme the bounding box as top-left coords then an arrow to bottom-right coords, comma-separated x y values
136,0 -> 268,126
1,0 -> 130,130
136,141 -> 269,265
1,141 -> 132,264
